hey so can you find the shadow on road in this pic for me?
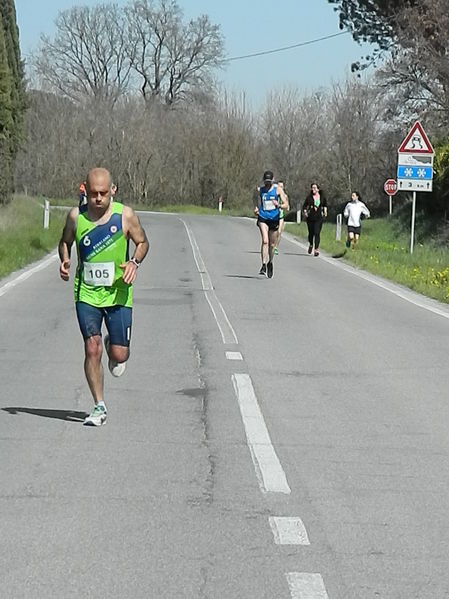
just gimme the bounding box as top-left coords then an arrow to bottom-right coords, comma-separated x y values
282,250 -> 347,258
333,250 -> 348,258
2,407 -> 88,422
225,274 -> 261,279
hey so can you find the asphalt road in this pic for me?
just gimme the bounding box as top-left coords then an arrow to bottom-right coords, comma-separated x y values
2,212 -> 449,599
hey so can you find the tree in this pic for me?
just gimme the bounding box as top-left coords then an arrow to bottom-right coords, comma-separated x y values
1,0 -> 25,150
0,18 -> 13,203
375,1 -> 449,124
327,0 -> 418,67
261,88 -> 329,201
32,0 -> 225,108
330,1 -> 449,125
326,78 -> 391,212
126,0 -> 225,105
33,4 -> 133,105
0,0 -> 25,203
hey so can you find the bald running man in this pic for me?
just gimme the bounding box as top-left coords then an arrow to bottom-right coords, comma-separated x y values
59,167 -> 149,426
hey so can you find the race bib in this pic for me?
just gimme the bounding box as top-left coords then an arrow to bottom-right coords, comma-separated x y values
83,261 -> 115,287
262,194 -> 276,211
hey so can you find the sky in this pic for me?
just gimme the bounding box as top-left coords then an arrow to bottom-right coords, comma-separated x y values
14,0 -> 372,108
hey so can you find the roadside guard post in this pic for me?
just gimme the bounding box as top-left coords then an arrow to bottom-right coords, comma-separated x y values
218,196 -> 223,212
383,178 -> 397,215
336,213 -> 342,240
397,121 -> 434,254
43,198 -> 50,229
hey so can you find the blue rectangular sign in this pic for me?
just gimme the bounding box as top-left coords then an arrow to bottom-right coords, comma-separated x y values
397,165 -> 433,180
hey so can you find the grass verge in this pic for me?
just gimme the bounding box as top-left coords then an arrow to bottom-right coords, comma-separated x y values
0,196 -> 66,280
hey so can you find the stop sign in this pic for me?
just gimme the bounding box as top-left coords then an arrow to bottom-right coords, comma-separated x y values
384,178 -> 397,196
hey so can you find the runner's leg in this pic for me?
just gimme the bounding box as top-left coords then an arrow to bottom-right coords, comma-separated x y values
84,335 -> 104,403
76,302 -> 105,405
314,221 -> 323,250
268,227 -> 277,262
276,218 -> 284,250
258,221 -> 269,266
104,306 -> 131,361
307,221 -> 314,253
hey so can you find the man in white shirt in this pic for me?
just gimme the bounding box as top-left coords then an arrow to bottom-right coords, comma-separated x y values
343,191 -> 370,249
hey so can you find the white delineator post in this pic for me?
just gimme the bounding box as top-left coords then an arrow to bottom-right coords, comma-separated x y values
218,196 -> 223,212
43,199 -> 50,229
336,213 -> 342,240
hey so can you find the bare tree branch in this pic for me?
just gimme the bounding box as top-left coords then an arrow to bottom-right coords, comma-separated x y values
126,0 -> 225,105
33,4 -> 133,105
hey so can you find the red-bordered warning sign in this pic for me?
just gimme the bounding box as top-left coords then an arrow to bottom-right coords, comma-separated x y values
398,121 -> 434,154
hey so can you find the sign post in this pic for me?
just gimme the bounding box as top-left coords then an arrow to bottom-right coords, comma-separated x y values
397,121 -> 434,254
410,192 -> 417,256
383,178 -> 397,215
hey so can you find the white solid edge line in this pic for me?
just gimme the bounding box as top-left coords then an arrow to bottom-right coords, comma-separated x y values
0,252 -> 58,297
209,289 -> 239,344
269,517 -> 310,545
181,219 -> 213,290
286,573 -> 329,599
232,373 -> 291,494
284,231 -> 449,320
181,218 -> 239,345
204,291 -> 231,344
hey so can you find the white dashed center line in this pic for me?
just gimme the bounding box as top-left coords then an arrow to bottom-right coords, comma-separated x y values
269,517 -> 310,545
232,373 -> 291,494
182,219 -> 238,344
183,218 -> 331,596
286,573 -> 329,599
225,351 -> 243,360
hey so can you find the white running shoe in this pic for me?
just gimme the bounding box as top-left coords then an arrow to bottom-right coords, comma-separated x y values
104,335 -> 127,377
83,404 -> 107,426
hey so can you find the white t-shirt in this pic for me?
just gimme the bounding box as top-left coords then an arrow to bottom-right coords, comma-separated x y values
343,200 -> 370,227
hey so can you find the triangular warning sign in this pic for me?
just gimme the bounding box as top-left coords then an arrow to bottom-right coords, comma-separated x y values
398,121 -> 434,154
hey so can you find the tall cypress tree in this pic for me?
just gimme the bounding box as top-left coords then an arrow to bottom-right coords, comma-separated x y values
0,13 -> 13,203
0,0 -> 25,203
2,1 -> 25,146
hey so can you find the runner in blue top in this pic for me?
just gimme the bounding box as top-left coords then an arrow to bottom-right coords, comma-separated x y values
254,170 -> 288,278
